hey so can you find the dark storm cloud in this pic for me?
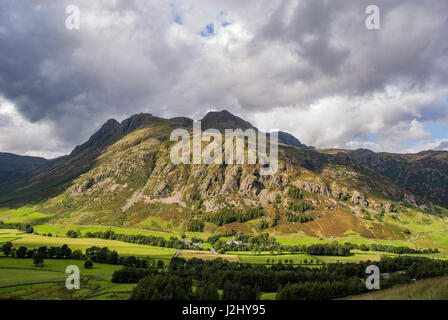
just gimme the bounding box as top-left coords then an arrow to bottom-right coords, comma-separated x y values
0,0 -> 447,156
0,0 -> 203,147
252,0 -> 448,106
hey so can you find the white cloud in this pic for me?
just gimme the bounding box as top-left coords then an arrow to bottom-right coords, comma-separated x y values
250,86 -> 442,153
0,0 -> 447,156
0,98 -> 70,158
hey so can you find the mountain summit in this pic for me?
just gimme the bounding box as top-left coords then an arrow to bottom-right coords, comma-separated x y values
201,110 -> 255,130
200,110 -> 307,148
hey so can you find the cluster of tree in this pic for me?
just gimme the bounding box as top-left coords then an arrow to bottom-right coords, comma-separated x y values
212,233 -> 278,253
116,266 -> 221,300
186,219 -> 204,232
84,260 -> 94,269
131,274 -> 194,300
109,254 -> 448,300
170,256 -> 448,299
197,281 -> 220,300
271,212 -> 280,228
258,220 -> 270,230
210,235 -> 355,256
83,230 -> 188,249
0,222 -> 34,233
85,246 -> 149,268
190,187 -> 204,209
389,204 -> 398,213
288,201 -> 313,213
207,232 -> 235,245
0,241 -> 165,270
0,242 -> 13,256
1,242 -> 75,267
237,233 -> 276,247
222,281 -> 259,300
1,242 -> 73,260
266,258 -> 296,265
287,185 -> 313,213
206,206 -> 265,226
286,212 -> 314,223
277,279 -> 365,300
112,267 -> 158,283
358,243 -> 439,254
306,243 -> 351,256
258,212 -> 282,230
288,186 -> 303,201
66,230 -> 81,238
127,270 -> 258,300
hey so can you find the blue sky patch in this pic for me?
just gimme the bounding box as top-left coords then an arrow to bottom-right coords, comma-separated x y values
170,3 -> 183,25
200,23 -> 214,37
173,15 -> 182,25
424,122 -> 448,139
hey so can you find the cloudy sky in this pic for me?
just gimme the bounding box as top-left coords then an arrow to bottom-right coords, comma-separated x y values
0,0 -> 447,158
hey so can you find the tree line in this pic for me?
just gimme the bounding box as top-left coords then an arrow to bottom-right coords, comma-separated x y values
122,255 -> 448,300
359,243 -> 439,254
0,242 -> 157,269
66,229 -> 192,250
0,222 -> 34,233
206,206 -> 265,226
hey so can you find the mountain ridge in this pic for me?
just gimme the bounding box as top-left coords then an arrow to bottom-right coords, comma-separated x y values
0,110 -> 447,211
0,153 -> 50,190
0,110 -> 447,246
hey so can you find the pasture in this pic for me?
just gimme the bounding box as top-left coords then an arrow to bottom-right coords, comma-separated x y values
0,257 -> 134,300
178,250 -> 240,262
0,229 -> 177,259
236,253 -> 319,265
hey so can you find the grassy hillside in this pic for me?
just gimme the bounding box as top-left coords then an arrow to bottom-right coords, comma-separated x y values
345,276 -> 448,300
0,153 -> 49,190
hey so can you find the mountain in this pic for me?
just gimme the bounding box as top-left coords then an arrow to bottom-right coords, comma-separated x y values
277,131 -> 307,148
201,110 -> 307,148
201,110 -> 254,131
334,149 -> 448,208
0,110 -> 447,244
0,153 -> 49,189
0,113 -> 192,204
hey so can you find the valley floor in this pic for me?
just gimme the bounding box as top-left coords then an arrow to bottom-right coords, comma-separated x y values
0,256 -> 133,300
1,218 -> 448,300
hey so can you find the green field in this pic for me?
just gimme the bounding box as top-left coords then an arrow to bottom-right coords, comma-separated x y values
0,206 -> 54,223
0,257 -> 135,300
0,268 -> 66,285
236,253 -> 319,265
0,257 -> 124,279
260,292 -> 276,300
0,229 -> 177,259
0,279 -> 115,300
32,224 -> 181,240
276,236 -> 415,248
87,291 -> 132,300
